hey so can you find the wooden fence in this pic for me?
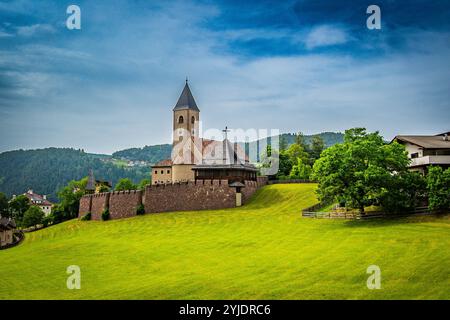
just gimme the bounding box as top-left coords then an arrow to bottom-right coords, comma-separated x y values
302,206 -> 437,220
268,179 -> 316,184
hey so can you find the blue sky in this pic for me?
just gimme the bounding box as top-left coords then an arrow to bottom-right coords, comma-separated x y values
0,0 -> 449,154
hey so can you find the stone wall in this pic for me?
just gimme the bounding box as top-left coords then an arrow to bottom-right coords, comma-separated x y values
242,180 -> 258,204
90,193 -> 110,220
144,180 -> 235,214
109,190 -> 143,220
79,195 -> 92,217
257,176 -> 269,187
78,176 -> 269,220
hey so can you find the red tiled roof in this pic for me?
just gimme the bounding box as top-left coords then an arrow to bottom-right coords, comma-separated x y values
24,191 -> 53,206
153,159 -> 173,167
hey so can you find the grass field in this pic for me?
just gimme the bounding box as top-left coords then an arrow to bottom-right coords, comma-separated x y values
0,184 -> 449,300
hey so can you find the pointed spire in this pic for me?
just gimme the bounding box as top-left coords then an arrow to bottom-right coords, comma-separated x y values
86,169 -> 95,192
173,80 -> 199,111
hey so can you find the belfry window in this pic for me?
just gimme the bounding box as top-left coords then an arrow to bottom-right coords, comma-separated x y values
191,116 -> 195,124
178,116 -> 184,124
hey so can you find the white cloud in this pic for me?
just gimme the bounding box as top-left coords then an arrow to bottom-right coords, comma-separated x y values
16,24 -> 56,37
304,25 -> 349,49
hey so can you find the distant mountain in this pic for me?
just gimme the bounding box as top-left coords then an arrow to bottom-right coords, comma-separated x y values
0,148 -> 150,202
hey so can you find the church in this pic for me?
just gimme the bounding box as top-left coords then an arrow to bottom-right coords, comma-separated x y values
152,80 -> 258,185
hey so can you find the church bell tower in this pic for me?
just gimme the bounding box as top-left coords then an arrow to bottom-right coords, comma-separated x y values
171,79 -> 200,180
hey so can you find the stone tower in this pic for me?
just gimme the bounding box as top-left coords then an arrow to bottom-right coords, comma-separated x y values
171,79 -> 201,181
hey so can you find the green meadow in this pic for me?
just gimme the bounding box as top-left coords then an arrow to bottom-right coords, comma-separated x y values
0,184 -> 449,300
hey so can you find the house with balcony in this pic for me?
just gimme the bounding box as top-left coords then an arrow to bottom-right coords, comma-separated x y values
393,131 -> 450,174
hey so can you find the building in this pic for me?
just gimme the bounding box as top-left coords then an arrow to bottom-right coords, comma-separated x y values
86,170 -> 112,194
0,217 -> 16,247
152,80 -> 257,185
23,190 -> 53,216
393,132 -> 450,174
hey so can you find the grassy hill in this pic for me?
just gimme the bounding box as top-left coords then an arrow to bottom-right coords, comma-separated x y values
0,184 -> 449,299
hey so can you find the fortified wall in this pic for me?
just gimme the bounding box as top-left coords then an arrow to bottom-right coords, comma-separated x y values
79,176 -> 268,220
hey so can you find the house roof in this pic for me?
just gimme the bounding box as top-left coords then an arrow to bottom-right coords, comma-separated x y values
153,159 -> 173,167
24,191 -> 52,206
173,81 -> 199,112
0,217 -> 16,229
394,135 -> 450,149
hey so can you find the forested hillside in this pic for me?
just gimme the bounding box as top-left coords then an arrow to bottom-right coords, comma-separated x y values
0,148 -> 149,201
112,132 -> 344,162
112,144 -> 172,162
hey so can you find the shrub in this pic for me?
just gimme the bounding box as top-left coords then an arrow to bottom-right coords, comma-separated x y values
380,171 -> 427,214
42,214 -> 54,227
22,206 -> 45,228
80,212 -> 91,221
136,204 -> 145,215
427,166 -> 450,211
101,209 -> 110,221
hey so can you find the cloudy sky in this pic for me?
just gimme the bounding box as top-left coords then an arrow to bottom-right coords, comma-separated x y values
0,0 -> 449,154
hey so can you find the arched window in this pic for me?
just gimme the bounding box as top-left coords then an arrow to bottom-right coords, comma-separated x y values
161,170 -> 164,174
178,116 -> 184,124
154,170 -> 157,174
191,116 -> 195,124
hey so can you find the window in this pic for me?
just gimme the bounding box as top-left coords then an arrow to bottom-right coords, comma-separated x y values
178,116 -> 184,124
191,116 -> 195,124
154,170 -> 157,174
167,170 -> 170,174
411,153 -> 419,159
161,170 -> 164,174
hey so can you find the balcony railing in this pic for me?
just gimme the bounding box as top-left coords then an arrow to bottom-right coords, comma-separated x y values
410,155 -> 450,167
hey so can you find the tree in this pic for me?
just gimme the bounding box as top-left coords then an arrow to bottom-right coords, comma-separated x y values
114,178 -> 137,191
279,135 -> 288,152
310,135 -> 325,162
286,143 -> 309,165
55,177 -> 88,223
380,171 -> 427,213
0,192 -> 9,217
427,166 -> 450,211
8,195 -> 30,226
22,206 -> 44,228
138,179 -> 151,190
289,158 -> 312,180
312,128 -> 410,214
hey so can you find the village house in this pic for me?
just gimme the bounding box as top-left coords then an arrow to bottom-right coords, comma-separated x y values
0,217 -> 16,247
152,80 -> 257,185
393,132 -> 450,174
23,189 -> 53,216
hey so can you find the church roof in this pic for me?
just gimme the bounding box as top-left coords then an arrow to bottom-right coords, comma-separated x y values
173,81 -> 199,112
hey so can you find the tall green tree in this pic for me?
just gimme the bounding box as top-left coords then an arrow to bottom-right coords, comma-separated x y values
289,158 -> 312,180
114,178 -> 138,191
8,195 -> 30,226
312,128 -> 410,214
55,177 -> 88,222
286,143 -> 309,165
310,135 -> 325,162
279,135 -> 288,152
22,206 -> 44,228
427,166 -> 450,211
0,192 -> 9,217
